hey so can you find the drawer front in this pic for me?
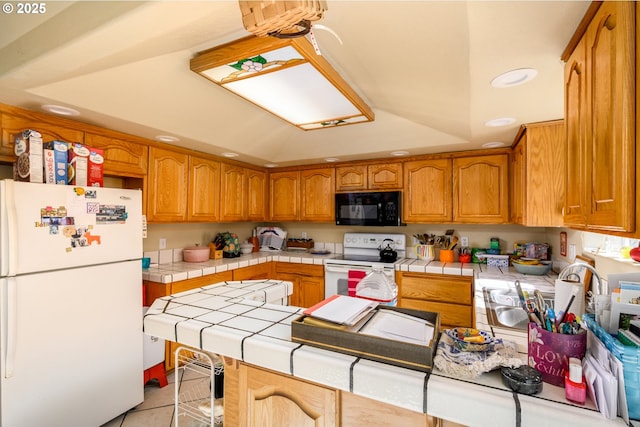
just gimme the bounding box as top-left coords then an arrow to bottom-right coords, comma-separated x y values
400,298 -> 473,328
233,263 -> 273,281
171,271 -> 233,294
275,262 -> 323,277
400,274 -> 472,305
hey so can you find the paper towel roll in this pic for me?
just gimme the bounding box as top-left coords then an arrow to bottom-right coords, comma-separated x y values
554,279 -> 585,318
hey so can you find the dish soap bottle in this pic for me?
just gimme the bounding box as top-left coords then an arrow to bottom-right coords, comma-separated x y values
355,266 -> 398,306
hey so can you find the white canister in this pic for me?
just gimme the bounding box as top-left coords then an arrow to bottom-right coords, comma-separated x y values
554,279 -> 585,318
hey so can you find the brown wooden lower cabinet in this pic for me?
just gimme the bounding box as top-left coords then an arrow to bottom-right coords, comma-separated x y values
232,262 -> 274,280
223,360 -> 443,427
275,262 -> 324,308
396,272 -> 474,330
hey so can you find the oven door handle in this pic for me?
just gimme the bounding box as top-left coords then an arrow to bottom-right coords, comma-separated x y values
324,265 -> 373,273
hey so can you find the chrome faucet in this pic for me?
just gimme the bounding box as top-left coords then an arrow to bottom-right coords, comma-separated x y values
558,262 -> 604,294
558,262 -> 604,314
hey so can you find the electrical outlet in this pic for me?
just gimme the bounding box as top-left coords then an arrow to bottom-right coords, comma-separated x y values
301,232 -> 307,240
159,238 -> 167,249
460,236 -> 469,247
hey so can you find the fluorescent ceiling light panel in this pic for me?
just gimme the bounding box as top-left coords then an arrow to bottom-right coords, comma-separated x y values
191,36 -> 374,130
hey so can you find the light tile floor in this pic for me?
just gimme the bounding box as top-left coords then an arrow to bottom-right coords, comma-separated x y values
101,368 -> 224,427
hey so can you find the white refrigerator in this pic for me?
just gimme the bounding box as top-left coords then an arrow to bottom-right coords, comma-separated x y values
0,180 -> 144,427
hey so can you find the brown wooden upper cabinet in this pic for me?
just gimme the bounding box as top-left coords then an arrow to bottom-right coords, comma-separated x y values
220,163 -> 245,221
301,168 -> 335,222
403,153 -> 508,224
245,168 -> 268,221
147,146 -> 189,222
270,167 -> 335,222
403,159 -> 452,223
0,108 -> 84,160
148,147 -> 236,223
269,170 -> 300,221
510,120 -> 565,227
188,156 -> 221,222
563,1 -> 636,233
84,132 -> 148,178
453,154 -> 509,224
336,162 -> 402,191
220,163 -> 267,222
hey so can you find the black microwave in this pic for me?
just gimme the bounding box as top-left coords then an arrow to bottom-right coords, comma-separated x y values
335,191 -> 402,226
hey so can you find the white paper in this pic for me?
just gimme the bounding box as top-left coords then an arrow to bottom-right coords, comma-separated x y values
583,358 -> 599,411
584,353 -> 617,419
358,309 -> 435,345
609,354 -> 629,424
305,295 -> 377,326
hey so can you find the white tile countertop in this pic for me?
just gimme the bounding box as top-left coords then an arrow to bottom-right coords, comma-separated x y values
142,250 -> 333,284
143,279 -> 630,427
142,249 -> 543,284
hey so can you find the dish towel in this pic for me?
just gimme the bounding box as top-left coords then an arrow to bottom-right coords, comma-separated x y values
347,270 -> 367,296
433,332 -> 523,379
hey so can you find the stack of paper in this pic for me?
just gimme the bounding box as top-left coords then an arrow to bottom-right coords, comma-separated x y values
303,295 -> 377,326
358,309 -> 435,345
584,328 -> 623,421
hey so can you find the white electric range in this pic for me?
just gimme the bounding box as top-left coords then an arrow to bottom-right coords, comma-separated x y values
323,232 -> 406,298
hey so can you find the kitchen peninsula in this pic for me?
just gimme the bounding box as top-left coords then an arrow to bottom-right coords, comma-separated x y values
143,277 -> 629,427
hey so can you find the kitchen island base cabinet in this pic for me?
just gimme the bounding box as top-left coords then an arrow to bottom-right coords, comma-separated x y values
144,271 -> 233,371
239,363 -> 337,427
224,361 -> 446,427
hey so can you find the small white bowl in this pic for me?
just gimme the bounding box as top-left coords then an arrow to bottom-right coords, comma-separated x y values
240,244 -> 254,254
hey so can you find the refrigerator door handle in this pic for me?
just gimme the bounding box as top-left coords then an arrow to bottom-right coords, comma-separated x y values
4,277 -> 17,378
3,180 -> 19,277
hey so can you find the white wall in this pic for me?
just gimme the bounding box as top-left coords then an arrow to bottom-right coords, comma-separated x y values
544,227 -> 640,284
145,222 -> 256,251
145,221 -> 549,255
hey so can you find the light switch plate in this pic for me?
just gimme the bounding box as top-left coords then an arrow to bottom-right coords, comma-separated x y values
569,244 -> 576,260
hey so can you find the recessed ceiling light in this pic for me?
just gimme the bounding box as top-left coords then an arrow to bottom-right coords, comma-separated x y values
41,104 -> 80,116
484,117 -> 516,127
390,151 -> 409,157
264,163 -> 279,168
482,141 -> 506,148
491,68 -> 538,88
324,157 -> 339,163
221,152 -> 239,158
155,135 -> 180,142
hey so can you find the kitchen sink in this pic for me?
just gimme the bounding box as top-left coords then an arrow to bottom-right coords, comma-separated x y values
482,287 -> 554,331
493,306 -> 529,328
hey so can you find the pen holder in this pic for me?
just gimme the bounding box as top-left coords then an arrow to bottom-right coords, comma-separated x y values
439,249 -> 455,263
528,322 -> 586,387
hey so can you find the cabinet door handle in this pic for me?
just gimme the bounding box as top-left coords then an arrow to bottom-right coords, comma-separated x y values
603,14 -> 616,31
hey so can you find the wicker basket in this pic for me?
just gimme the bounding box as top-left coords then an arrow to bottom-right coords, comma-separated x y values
239,1 -> 328,37
286,238 -> 314,250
